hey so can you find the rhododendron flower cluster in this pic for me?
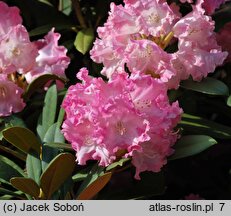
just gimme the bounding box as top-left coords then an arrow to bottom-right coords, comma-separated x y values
0,2 -> 70,117
90,0 -> 227,89
62,68 -> 182,179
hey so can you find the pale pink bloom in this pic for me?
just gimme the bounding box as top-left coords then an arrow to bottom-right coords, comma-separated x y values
62,68 -> 182,179
173,10 -> 214,47
130,134 -> 176,179
25,28 -> 70,83
90,0 -> 179,81
216,22 -> 231,63
125,39 -> 176,85
126,0 -> 178,37
0,74 -> 25,117
0,1 -> 22,36
173,9 -> 228,81
0,25 -> 37,74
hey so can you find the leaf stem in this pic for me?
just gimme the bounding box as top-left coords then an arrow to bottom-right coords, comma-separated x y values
71,0 -> 87,28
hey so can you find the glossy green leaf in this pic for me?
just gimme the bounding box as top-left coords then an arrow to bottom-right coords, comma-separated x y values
44,142 -> 73,151
72,166 -> 92,182
227,95 -> 231,107
0,155 -> 25,184
77,172 -> 112,200
26,153 -> 42,185
24,74 -> 65,101
180,77 -> 229,96
74,28 -> 94,55
0,116 -> 26,140
42,85 -> 57,138
10,177 -> 40,199
106,158 -> 131,171
2,127 -> 41,154
0,188 -> 24,199
180,113 -> 231,139
41,123 -> 65,171
170,135 -> 217,160
0,145 -> 26,161
77,164 -> 104,196
40,153 -> 76,199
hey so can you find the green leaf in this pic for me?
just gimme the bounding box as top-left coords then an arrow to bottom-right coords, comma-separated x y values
24,74 -> 65,101
36,84 -> 58,141
0,188 -> 24,199
41,123 -> 65,171
0,155 -> 25,184
72,166 -> 92,182
10,177 -> 40,199
77,172 -> 112,200
26,153 -> 42,185
170,135 -> 217,160
29,23 -> 74,37
77,164 -> 104,196
2,127 -> 41,154
106,158 -> 131,171
40,153 -> 76,199
227,95 -> 231,107
74,28 -> 94,55
180,113 -> 231,139
180,77 -> 229,96
0,116 -> 26,140
42,85 -> 57,138
0,145 -> 26,161
44,142 -> 73,151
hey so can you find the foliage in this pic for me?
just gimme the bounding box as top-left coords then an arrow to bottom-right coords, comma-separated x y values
0,0 -> 231,200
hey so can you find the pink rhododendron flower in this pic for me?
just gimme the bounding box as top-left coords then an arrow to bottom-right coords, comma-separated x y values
0,25 -> 37,74
0,74 -> 25,117
90,0 -> 227,89
90,0 -> 179,85
62,68 -> 182,179
0,1 -> 22,36
173,8 -> 228,81
25,28 -> 70,83
216,22 -> 231,63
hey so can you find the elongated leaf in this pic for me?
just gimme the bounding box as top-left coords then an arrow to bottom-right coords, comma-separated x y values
0,116 -> 26,140
2,127 -> 41,154
180,77 -> 229,96
74,28 -> 94,55
40,153 -> 76,199
106,158 -> 131,171
29,23 -> 74,37
0,155 -> 25,183
0,188 -> 24,199
42,123 -> 65,171
77,172 -> 112,200
77,164 -> 104,196
72,166 -> 93,182
26,153 -> 42,185
180,113 -> 231,139
44,142 -> 73,151
0,145 -> 26,161
10,177 -> 40,199
170,135 -> 217,160
227,95 -> 231,107
24,74 -> 66,100
41,85 -> 57,140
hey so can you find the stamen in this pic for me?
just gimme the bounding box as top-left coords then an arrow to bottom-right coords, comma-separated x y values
116,121 -> 126,135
